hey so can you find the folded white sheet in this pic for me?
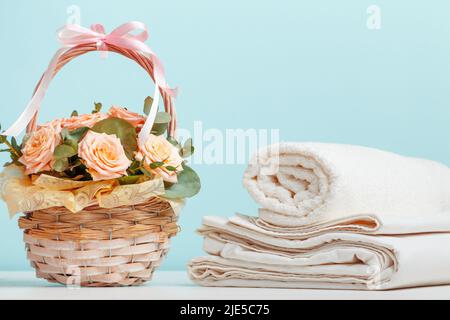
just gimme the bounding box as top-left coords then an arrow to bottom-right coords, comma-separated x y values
188,215 -> 450,290
243,142 -> 450,231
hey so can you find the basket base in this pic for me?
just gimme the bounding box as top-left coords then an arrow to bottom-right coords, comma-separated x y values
24,233 -> 171,287
18,198 -> 180,287
34,266 -> 160,287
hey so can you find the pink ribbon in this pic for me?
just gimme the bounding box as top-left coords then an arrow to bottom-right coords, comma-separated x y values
3,21 -> 177,144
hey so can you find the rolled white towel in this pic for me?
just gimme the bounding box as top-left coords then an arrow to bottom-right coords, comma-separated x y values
243,142 -> 450,231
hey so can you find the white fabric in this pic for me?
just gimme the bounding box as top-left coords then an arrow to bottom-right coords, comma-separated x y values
243,142 -> 450,230
188,143 -> 450,290
188,216 -> 450,290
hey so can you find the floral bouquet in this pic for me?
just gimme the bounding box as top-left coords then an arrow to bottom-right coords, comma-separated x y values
0,21 -> 200,287
1,100 -> 200,204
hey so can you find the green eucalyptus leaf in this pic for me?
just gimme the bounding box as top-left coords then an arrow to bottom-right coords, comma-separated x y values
65,139 -> 79,150
63,127 -> 89,142
91,118 -> 138,159
10,152 -> 19,162
52,158 -> 69,172
167,136 -> 181,148
163,164 -> 201,199
151,112 -> 172,136
61,129 -> 69,140
149,161 -> 164,169
11,137 -> 21,153
143,96 -> 154,116
180,138 -> 195,158
151,125 -> 168,136
128,160 -> 141,174
184,138 -> 193,148
155,112 -> 171,124
140,166 -> 153,177
118,175 -> 142,185
54,144 -> 77,159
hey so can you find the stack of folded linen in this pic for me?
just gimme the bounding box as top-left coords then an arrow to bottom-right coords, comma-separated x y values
188,143 -> 450,290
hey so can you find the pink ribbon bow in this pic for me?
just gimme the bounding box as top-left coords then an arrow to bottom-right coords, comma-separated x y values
3,21 -> 177,144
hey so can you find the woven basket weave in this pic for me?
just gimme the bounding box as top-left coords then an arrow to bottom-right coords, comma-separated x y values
18,41 -> 180,287
19,199 -> 178,287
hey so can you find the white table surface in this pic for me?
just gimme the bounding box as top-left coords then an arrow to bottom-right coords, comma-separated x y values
1,271 -> 450,300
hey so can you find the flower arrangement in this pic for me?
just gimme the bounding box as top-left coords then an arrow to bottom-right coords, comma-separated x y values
0,98 -> 200,203
0,21 -> 198,287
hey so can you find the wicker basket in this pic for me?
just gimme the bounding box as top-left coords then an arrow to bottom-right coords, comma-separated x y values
15,31 -> 181,287
19,199 -> 178,287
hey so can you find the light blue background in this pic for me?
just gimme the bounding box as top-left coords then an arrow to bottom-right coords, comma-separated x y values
0,0 -> 449,271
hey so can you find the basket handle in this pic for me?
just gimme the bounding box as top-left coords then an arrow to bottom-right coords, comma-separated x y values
3,22 -> 178,140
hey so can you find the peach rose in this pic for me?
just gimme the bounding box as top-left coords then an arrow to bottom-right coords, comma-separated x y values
38,119 -> 63,131
78,131 -> 132,181
40,113 -> 108,132
136,134 -> 184,183
108,106 -> 146,128
19,125 -> 62,175
61,113 -> 108,131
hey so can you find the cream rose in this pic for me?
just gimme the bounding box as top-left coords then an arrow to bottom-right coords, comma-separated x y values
136,134 -> 184,183
19,125 -> 62,175
78,131 -> 132,181
108,106 -> 146,128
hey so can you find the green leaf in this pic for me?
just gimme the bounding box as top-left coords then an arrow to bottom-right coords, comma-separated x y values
143,96 -> 154,116
118,175 -> 142,185
65,139 -> 78,149
149,161 -> 164,169
54,143 -> 78,159
151,112 -> 172,136
151,124 -> 168,136
62,127 -> 89,142
167,136 -> 181,148
139,156 -> 147,167
180,138 -> 195,158
163,164 -> 201,199
52,158 -> 69,172
61,129 -> 69,140
128,160 -> 141,174
10,152 -> 19,162
155,112 -> 171,124
11,137 -> 21,152
71,110 -> 79,117
165,166 -> 178,172
140,166 -> 153,177
92,102 -> 103,114
91,118 -> 138,159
